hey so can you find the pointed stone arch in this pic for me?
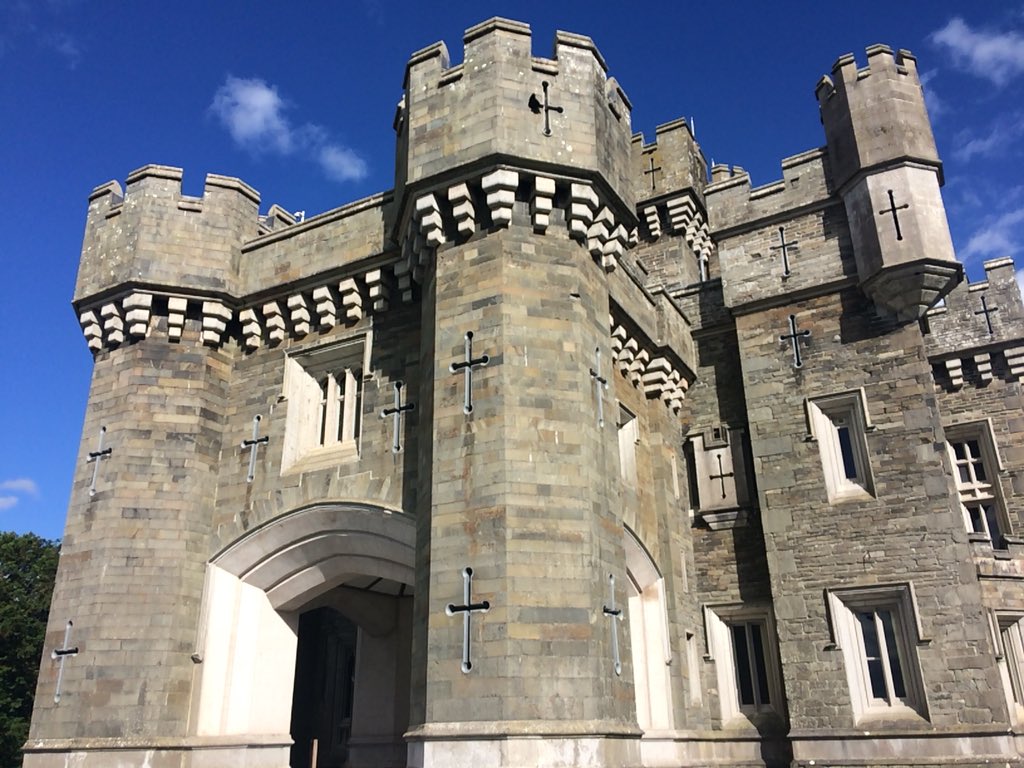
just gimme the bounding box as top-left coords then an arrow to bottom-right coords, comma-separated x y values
624,526 -> 675,733
188,501 -> 416,766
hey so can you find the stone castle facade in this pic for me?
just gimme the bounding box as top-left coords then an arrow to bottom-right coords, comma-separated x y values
26,17 -> 1024,768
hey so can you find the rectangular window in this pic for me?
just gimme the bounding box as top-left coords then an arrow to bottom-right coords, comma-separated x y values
827,585 -> 927,722
282,336 -> 368,474
806,390 -> 874,502
618,404 -> 639,487
731,621 -> 771,709
999,615 -> 1024,721
946,422 -> 1008,550
686,631 -> 702,705
703,604 -> 783,725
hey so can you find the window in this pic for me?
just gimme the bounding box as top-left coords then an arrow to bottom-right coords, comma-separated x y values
704,604 -> 783,726
997,614 -> 1024,721
731,621 -> 772,711
806,390 -> 874,502
946,421 -> 1008,550
618,405 -> 639,487
282,337 -> 368,473
827,585 -> 927,722
686,631 -> 702,705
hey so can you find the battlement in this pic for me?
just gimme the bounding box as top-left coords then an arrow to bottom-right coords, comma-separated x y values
814,45 -> 920,104
403,18 -> 607,92
396,17 -> 635,215
925,257 -> 1024,360
76,165 -> 265,302
630,117 -> 706,205
816,45 -> 939,191
705,148 -> 832,234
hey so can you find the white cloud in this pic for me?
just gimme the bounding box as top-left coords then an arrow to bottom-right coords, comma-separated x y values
962,205 -> 1024,261
211,77 -> 293,153
0,496 -> 17,511
0,478 -> 39,496
319,145 -> 369,183
931,17 -> 1024,86
210,76 -> 367,183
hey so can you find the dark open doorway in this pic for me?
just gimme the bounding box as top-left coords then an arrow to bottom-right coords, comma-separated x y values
289,607 -> 358,768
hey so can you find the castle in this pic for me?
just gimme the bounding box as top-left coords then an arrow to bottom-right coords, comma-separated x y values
25,17 -> 1024,768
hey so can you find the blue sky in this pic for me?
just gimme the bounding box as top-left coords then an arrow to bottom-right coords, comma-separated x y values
2,2 -> 1023,541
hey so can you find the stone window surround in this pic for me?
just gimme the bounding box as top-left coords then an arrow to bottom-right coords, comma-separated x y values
281,334 -> 371,475
804,388 -> 875,503
826,583 -> 930,724
702,602 -> 784,728
617,403 -> 639,488
993,611 -> 1024,724
944,418 -> 1011,551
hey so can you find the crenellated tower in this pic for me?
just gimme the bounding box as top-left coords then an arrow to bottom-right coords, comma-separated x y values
816,44 -> 961,320
393,18 -> 695,767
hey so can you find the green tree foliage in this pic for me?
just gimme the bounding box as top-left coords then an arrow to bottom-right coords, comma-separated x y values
0,533 -> 59,768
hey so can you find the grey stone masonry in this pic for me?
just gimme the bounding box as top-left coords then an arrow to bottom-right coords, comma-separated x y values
28,19 -> 1024,768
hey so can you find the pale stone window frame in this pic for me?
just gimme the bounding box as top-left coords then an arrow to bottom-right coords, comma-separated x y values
685,630 -> 702,706
825,583 -> 929,723
991,611 -> 1024,724
281,334 -> 371,475
804,388 -> 875,502
618,403 -> 639,488
944,418 -> 1009,550
702,602 -> 784,727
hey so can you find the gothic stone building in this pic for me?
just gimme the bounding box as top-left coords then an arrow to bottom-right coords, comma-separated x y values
26,18 -> 1024,768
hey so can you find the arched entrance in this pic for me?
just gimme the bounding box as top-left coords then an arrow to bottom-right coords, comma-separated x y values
624,527 -> 674,733
188,502 -> 415,768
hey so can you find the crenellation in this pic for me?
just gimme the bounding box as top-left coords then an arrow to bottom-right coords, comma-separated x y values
706,148 -> 831,234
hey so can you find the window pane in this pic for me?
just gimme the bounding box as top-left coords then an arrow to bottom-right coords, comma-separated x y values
1002,622 -> 1024,704
967,440 -> 981,458
837,426 -> 858,479
966,504 -> 986,535
973,459 -> 987,483
319,377 -> 330,444
957,464 -> 971,484
880,611 -> 906,699
984,504 -> 1004,549
750,623 -> 771,705
731,625 -> 755,706
857,612 -> 880,658
953,442 -> 967,460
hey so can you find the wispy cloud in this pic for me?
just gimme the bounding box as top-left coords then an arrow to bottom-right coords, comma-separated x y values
210,76 -> 368,183
931,17 -> 1024,86
318,145 -> 368,183
0,3 -> 82,68
0,477 -> 39,512
952,114 -> 1024,162
0,478 -> 40,496
962,205 -> 1024,261
919,70 -> 947,122
44,31 -> 80,68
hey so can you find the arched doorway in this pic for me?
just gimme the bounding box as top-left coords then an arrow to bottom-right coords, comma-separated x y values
188,502 -> 415,768
624,527 -> 675,732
